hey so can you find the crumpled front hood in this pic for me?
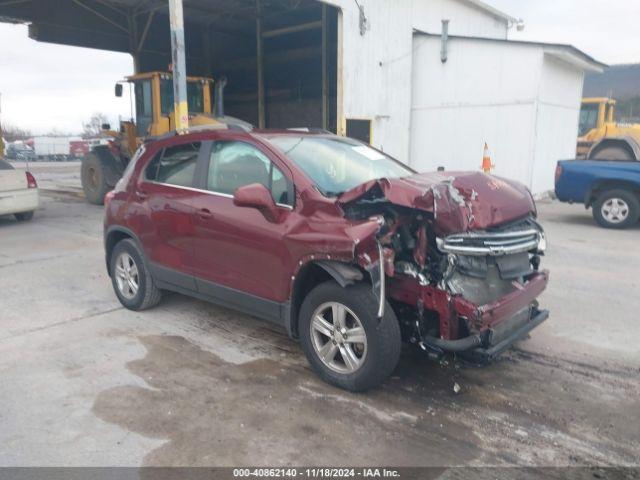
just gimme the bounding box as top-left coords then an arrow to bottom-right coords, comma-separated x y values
338,171 -> 536,234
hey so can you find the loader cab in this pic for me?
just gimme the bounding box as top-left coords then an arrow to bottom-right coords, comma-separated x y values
579,98 -> 616,137
115,72 -> 213,139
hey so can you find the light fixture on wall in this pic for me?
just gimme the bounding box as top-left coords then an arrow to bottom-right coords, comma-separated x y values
508,18 -> 525,32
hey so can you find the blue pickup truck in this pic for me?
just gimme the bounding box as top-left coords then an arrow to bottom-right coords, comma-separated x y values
555,160 -> 640,229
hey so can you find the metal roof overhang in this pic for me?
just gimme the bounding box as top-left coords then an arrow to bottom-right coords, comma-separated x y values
413,29 -> 607,73
0,0 -> 324,76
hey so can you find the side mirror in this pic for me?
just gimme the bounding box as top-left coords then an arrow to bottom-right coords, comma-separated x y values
233,183 -> 280,222
115,83 -> 123,97
101,123 -> 111,131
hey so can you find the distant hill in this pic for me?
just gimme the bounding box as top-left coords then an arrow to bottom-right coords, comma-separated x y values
584,64 -> 640,100
585,64 -> 640,121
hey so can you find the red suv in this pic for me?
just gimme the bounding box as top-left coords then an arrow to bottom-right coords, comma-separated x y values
104,127 -> 549,391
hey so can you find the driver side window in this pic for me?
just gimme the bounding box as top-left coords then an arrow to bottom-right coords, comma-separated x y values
207,141 -> 293,206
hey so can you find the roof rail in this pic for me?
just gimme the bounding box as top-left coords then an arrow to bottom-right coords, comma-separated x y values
287,127 -> 333,134
144,116 -> 254,142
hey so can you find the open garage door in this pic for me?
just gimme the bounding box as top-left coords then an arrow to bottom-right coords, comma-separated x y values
0,0 -> 340,132
220,2 -> 339,131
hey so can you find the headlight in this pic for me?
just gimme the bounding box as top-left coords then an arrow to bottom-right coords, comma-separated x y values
537,231 -> 547,254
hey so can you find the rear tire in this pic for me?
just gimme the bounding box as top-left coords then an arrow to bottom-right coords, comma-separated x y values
592,189 -> 640,229
591,146 -> 634,161
299,281 -> 401,392
110,239 -> 162,311
14,211 -> 34,222
81,151 -> 111,205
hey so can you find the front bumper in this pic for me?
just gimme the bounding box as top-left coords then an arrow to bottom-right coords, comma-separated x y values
466,307 -> 548,361
453,270 -> 549,330
0,188 -> 39,216
388,270 -> 549,357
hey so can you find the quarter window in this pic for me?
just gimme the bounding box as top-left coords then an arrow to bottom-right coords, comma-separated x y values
145,142 -> 201,187
207,141 -> 292,206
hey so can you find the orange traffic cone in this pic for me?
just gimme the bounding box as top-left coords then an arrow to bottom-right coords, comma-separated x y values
481,143 -> 494,173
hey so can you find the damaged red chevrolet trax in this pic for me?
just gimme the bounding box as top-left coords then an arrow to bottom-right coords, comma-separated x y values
104,127 -> 549,391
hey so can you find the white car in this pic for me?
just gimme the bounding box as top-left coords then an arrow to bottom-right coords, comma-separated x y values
0,159 -> 39,221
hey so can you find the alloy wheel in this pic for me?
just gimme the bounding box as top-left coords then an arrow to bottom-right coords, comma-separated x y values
114,252 -> 139,299
601,198 -> 629,224
310,302 -> 368,374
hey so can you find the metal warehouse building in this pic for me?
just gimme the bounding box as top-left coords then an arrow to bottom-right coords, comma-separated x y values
0,0 -> 605,193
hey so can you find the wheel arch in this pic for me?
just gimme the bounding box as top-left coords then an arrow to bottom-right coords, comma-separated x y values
588,137 -> 640,161
286,260 -> 366,338
104,226 -> 145,276
586,179 -> 640,207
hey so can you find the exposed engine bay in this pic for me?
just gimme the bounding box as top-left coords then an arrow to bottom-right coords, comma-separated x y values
338,173 -> 549,359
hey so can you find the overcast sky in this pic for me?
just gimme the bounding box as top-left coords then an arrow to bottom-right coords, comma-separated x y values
0,23 -> 133,135
0,0 -> 638,134
490,0 -> 640,64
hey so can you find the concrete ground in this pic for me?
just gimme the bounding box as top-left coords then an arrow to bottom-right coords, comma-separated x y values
0,162 -> 639,467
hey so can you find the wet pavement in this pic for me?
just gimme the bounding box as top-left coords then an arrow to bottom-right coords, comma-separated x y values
0,175 -> 638,467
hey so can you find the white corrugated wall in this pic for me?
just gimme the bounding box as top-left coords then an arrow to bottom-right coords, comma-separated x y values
409,34 -> 585,194
320,0 -> 509,162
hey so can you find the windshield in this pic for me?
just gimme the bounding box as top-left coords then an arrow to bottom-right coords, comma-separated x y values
579,103 -> 599,136
160,80 -> 205,115
267,135 -> 414,196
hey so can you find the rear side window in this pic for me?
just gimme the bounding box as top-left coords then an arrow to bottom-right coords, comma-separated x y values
0,159 -> 14,170
145,142 -> 201,187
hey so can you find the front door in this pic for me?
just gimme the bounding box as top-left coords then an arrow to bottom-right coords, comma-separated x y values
134,80 -> 153,137
190,138 -> 295,314
136,140 -> 203,290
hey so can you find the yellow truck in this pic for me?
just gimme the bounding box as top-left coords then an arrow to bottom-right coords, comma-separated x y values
577,97 -> 640,161
81,72 -> 247,204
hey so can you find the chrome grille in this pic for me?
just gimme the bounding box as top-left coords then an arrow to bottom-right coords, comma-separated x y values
437,227 -> 544,256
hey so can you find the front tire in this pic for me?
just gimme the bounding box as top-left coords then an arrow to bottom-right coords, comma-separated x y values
110,239 -> 162,311
81,151 -> 111,205
15,211 -> 34,222
299,281 -> 401,392
592,189 -> 640,229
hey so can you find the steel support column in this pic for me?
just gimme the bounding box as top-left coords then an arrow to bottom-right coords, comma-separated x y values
321,4 -> 328,130
256,0 -> 266,129
169,0 -> 189,133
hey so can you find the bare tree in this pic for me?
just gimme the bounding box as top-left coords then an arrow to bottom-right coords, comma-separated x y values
82,112 -> 110,138
1,123 -> 33,142
45,127 -> 76,137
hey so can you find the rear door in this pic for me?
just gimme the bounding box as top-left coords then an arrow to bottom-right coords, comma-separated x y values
135,141 -> 203,290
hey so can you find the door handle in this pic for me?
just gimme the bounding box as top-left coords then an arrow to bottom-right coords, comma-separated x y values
197,208 -> 214,220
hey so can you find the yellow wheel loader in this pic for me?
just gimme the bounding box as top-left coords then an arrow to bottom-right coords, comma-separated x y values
81,72 -> 248,204
577,97 -> 640,161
